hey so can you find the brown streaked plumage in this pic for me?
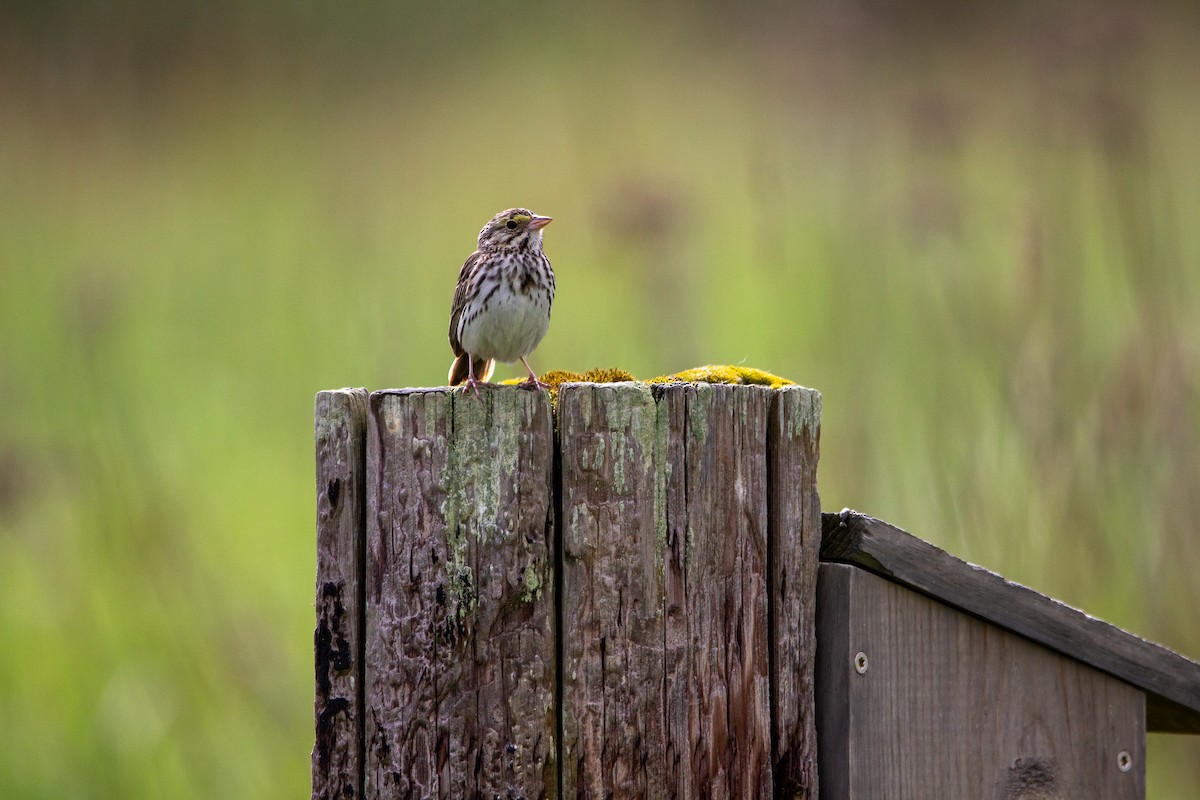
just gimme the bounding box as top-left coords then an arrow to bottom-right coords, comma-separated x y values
448,208 -> 555,398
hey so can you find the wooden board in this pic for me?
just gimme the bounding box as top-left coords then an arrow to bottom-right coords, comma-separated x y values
557,382 -> 822,798
821,510 -> 1200,733
817,563 -> 1146,799
364,387 -> 556,799
768,387 -> 822,798
313,389 -> 369,800
658,383 -> 773,799
557,382 -> 666,798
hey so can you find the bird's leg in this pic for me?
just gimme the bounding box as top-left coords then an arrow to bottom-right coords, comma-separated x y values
464,355 -> 484,401
518,357 -> 548,391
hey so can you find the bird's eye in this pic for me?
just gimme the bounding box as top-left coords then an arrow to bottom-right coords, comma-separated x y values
505,220 -> 518,230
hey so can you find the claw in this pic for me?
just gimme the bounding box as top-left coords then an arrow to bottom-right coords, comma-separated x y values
463,356 -> 486,401
519,357 -> 547,392
519,376 -> 549,391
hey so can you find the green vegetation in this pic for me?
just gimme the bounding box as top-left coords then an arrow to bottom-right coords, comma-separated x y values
2,2 -> 1198,795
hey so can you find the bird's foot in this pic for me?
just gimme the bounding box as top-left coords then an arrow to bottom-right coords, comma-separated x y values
518,358 -> 547,391
518,376 -> 550,392
463,377 -> 485,401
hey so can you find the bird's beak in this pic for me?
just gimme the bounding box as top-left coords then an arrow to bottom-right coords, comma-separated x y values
528,215 -> 553,231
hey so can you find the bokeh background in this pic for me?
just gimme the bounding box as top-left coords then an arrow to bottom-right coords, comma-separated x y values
3,1 -> 1199,796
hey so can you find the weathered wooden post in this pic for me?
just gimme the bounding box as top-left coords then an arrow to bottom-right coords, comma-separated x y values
311,381 -> 823,799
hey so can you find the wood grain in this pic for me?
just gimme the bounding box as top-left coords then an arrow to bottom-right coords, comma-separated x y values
817,563 -> 1146,799
313,388 -> 369,800
558,382 -> 665,798
768,387 -> 822,799
814,564 -> 851,800
659,383 -> 774,799
557,382 -> 819,798
364,386 -> 556,799
821,510 -> 1200,733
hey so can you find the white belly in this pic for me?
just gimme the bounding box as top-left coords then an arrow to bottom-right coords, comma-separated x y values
459,289 -> 551,363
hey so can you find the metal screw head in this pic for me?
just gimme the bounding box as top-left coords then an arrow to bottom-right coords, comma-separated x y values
1116,750 -> 1133,773
853,652 -> 869,674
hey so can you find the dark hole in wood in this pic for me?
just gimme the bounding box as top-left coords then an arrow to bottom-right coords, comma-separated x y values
316,581 -> 352,676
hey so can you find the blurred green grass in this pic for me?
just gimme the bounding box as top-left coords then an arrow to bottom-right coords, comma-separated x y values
2,1 -> 1199,796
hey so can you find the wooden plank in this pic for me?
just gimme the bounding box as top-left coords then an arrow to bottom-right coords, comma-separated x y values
659,384 -> 774,799
364,387 -> 556,799
767,387 -> 822,799
558,382 -> 786,798
558,382 -> 665,798
817,563 -> 1146,799
658,383 -> 694,798
312,388 -> 369,800
821,510 -> 1200,734
814,565 -> 852,800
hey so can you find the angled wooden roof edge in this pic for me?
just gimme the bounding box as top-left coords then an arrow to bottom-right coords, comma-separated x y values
820,509 -> 1200,734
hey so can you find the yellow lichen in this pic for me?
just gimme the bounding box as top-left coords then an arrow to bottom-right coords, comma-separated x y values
646,364 -> 795,389
499,364 -> 793,404
501,367 -> 636,404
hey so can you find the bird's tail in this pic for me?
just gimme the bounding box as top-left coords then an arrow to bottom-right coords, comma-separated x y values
448,354 -> 495,386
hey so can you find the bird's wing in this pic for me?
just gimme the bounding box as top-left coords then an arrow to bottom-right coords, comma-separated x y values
448,251 -> 481,356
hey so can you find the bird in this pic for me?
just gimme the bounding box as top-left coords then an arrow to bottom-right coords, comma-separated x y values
447,208 -> 556,398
